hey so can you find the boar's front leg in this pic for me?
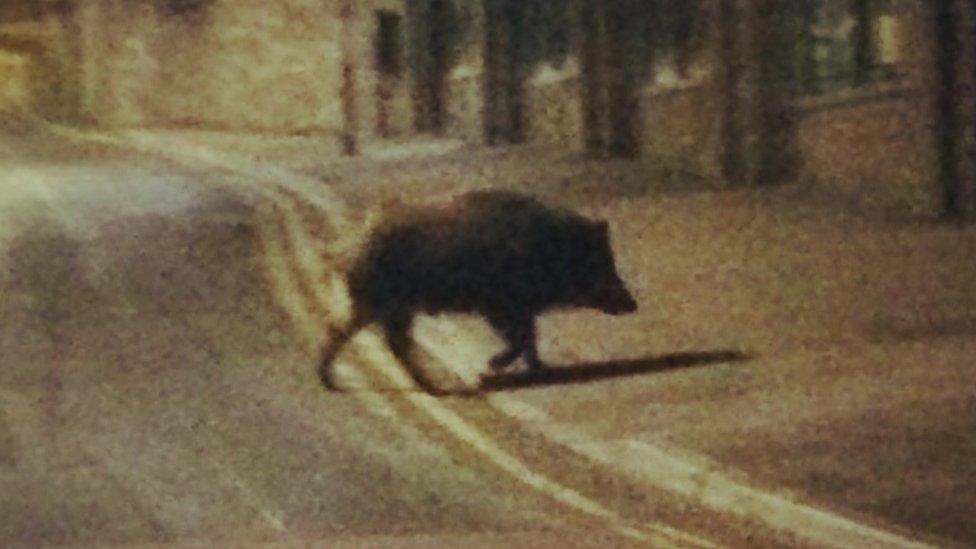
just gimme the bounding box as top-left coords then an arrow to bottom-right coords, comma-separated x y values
521,316 -> 544,371
487,313 -> 544,372
380,312 -> 443,395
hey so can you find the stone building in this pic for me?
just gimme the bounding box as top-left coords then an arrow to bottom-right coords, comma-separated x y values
2,1 -> 974,215
0,1 -> 73,120
0,0 -> 413,144
436,1 -> 975,215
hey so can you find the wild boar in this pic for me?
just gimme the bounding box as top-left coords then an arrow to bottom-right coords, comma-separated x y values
319,190 -> 637,394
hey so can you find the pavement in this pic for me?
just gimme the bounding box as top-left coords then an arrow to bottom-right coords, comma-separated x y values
2,123 -> 973,547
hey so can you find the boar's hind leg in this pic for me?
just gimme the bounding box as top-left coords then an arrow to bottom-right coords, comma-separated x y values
381,313 -> 442,395
318,314 -> 368,391
487,314 -> 543,371
522,317 -> 544,371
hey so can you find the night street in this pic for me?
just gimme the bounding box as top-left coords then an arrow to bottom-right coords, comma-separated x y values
2,125 -> 971,546
3,0 -> 976,546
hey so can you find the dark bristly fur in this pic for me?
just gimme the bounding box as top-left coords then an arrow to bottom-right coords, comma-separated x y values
319,190 -> 637,394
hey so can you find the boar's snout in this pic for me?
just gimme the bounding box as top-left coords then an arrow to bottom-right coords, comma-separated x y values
605,289 -> 638,315
594,282 -> 638,315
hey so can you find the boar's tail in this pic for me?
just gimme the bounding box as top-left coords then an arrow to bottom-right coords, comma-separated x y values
318,312 -> 369,391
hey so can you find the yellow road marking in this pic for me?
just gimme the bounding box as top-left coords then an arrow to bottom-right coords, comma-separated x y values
49,126 -> 708,546
266,204 -> 703,547
415,321 -> 935,549
413,322 -> 716,549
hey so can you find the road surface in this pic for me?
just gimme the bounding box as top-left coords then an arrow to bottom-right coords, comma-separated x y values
0,127 -> 957,547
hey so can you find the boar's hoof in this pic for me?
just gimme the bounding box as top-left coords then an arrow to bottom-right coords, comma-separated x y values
418,385 -> 448,397
488,350 -> 520,371
321,379 -> 342,392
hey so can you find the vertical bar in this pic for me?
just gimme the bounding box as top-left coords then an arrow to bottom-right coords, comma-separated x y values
374,12 -> 389,137
340,0 -> 358,155
504,0 -> 526,143
852,0 -> 876,86
408,0 -> 431,133
719,0 -> 744,183
482,0 -> 502,144
427,0 -> 448,133
934,0 -> 961,216
796,0 -> 818,95
751,0 -> 799,185
579,0 -> 606,153
604,0 -> 641,157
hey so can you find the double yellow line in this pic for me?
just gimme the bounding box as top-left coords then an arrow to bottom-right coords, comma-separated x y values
44,125 -> 713,546
258,186 -> 710,548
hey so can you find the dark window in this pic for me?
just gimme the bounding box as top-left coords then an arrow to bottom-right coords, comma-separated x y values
375,10 -> 402,77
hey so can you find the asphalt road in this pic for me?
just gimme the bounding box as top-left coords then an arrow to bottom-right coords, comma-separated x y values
0,149 -> 730,547
0,130 -> 954,547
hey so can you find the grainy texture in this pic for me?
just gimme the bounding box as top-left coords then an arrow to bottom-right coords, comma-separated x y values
319,190 -> 636,393
2,1 -> 975,547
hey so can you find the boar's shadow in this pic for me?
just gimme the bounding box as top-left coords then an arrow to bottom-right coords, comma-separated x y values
475,350 -> 750,393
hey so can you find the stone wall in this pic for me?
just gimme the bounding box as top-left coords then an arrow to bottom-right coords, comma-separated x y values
67,0 -> 412,135
792,1 -> 942,215
641,82 -> 721,177
441,1 -> 946,214
796,88 -> 937,214
0,20 -> 73,117
524,65 -> 582,150
2,0 -> 960,217
0,48 -> 30,111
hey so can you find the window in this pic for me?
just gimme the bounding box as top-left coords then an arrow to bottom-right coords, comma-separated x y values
797,0 -> 896,95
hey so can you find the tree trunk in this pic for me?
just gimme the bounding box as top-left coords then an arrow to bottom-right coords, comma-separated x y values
482,0 -> 503,144
796,0 -> 818,95
427,0 -> 450,134
408,0 -> 432,133
339,0 -> 358,155
934,0 -> 961,217
851,0 -> 875,86
502,0 -> 526,143
718,0 -> 744,183
751,0 -> 799,185
579,0 -> 606,153
604,0 -> 641,157
481,0 -> 524,144
409,0 -> 451,134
